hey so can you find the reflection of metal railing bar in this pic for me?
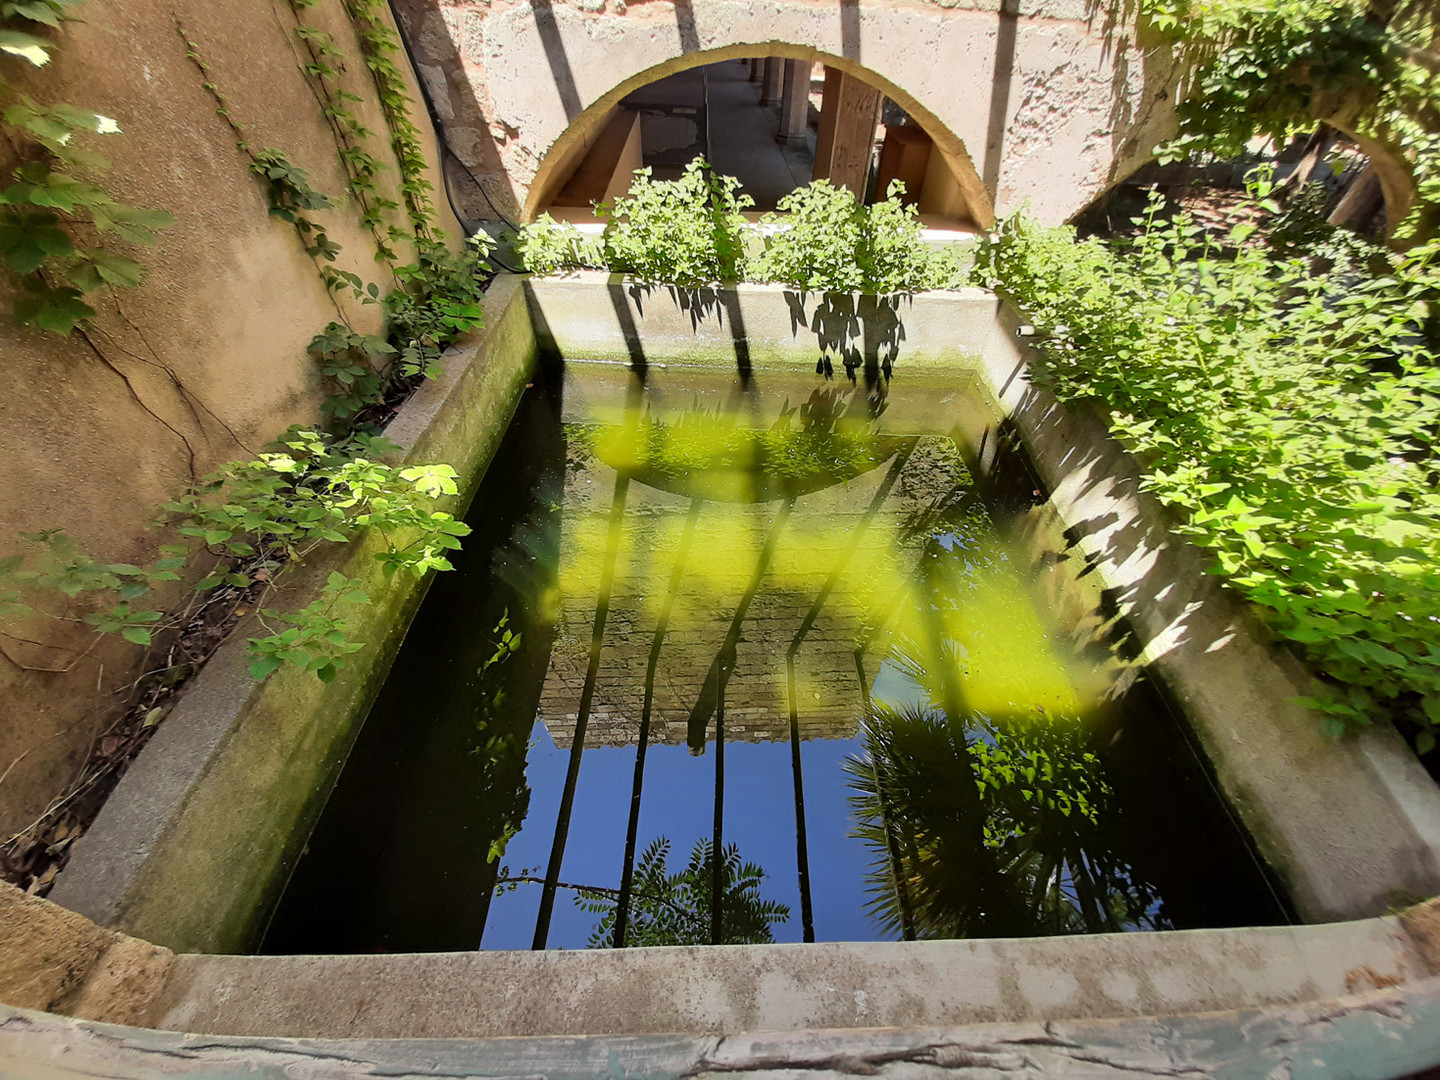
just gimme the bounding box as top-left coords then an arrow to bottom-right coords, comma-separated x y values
787,440 -> 916,656
854,650 -> 917,941
706,498 -> 794,945
784,653 -> 816,942
781,441 -> 914,943
711,684 -> 727,945
532,472 -> 631,950
614,498 -> 704,948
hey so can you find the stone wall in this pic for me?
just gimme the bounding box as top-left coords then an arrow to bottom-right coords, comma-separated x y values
0,0 -> 459,836
392,0 -> 1178,228
0,881 -> 171,1026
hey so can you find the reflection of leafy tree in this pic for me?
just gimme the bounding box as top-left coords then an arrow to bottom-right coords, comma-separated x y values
847,702 -> 1162,939
578,837 -> 791,947
589,390 -> 899,501
473,610 -> 530,864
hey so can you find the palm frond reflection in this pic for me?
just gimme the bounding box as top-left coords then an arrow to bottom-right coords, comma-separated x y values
846,700 -> 1166,940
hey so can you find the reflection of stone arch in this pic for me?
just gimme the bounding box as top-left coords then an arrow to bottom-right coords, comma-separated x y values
393,0 -> 1176,228
525,47 -> 992,225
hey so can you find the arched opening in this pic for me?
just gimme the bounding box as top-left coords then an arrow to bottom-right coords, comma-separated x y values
526,47 -> 992,237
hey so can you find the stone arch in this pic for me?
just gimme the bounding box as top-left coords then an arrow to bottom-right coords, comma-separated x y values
524,45 -> 993,226
395,0 -> 1177,228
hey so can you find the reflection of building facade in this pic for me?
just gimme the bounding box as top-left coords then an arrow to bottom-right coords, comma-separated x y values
537,437 -> 963,750
541,574 -> 871,750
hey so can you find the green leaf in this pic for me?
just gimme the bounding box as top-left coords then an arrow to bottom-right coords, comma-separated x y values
0,210 -> 72,274
0,28 -> 51,65
120,625 -> 152,646
91,205 -> 175,245
74,248 -> 145,289
13,284 -> 95,334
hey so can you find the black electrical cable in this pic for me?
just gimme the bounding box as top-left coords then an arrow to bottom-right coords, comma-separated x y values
383,0 -> 524,272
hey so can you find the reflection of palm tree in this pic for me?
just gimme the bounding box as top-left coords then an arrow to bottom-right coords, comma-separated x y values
846,701 -> 1162,939
579,837 -> 791,947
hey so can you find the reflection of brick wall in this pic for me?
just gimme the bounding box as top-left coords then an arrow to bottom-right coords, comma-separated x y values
539,439 -> 960,750
542,580 -> 870,750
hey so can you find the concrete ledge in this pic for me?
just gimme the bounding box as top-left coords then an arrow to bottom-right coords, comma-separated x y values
5,973 -> 1440,1078
525,271 -> 999,371
48,277 -> 540,954
150,916 -> 1428,1039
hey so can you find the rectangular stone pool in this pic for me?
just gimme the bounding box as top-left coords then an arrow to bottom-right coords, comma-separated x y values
261,361 -> 1289,953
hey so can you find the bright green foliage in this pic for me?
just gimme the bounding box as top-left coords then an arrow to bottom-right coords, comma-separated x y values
972,198 -> 1440,746
0,0 -> 173,333
515,166 -> 968,294
162,426 -> 470,584
577,836 -> 791,947
1141,0 -> 1440,239
248,571 -> 370,682
597,159 -> 753,286
751,180 -> 967,293
1,429 -> 471,681
512,213 -> 603,276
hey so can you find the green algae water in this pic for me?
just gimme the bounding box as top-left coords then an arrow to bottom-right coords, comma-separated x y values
262,363 -> 1289,953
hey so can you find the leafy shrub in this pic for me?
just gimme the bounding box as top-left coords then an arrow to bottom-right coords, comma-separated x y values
1140,0 -> 1440,240
162,426 -> 470,585
2,428 -> 470,681
751,180 -> 966,294
308,235 -> 491,420
513,213 -> 603,276
597,158 -> 752,285
972,196 -> 1440,747
309,322 -> 394,420
748,179 -> 866,290
385,235 -> 492,379
515,167 -> 968,295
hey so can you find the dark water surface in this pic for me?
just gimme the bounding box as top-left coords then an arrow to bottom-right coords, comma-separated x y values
262,364 -> 1290,954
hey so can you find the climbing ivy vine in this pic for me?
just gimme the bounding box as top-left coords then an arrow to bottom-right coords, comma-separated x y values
4,2 -> 492,688
341,0 -> 438,239
0,0 -> 173,333
282,0 -> 402,264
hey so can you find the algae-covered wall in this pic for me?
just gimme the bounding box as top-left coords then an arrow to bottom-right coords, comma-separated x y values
0,0 -> 460,837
